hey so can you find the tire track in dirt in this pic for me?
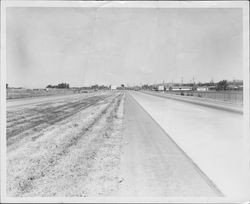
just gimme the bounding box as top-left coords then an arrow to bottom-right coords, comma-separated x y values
7,94 -> 107,131
7,92 -> 108,125
7,94 -> 113,147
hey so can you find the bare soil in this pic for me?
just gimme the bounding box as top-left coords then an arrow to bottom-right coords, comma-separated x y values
7,88 -> 82,100
7,91 -> 125,197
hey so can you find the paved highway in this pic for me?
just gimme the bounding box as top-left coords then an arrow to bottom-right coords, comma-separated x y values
127,91 -> 249,198
119,92 -> 222,196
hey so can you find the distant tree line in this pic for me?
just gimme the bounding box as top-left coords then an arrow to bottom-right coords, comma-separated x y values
46,83 -> 70,89
90,84 -> 109,90
216,80 -> 228,91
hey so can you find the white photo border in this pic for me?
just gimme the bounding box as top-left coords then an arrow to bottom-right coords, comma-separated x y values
1,1 -> 249,203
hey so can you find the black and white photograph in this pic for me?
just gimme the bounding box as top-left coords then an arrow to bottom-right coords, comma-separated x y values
0,1 -> 249,203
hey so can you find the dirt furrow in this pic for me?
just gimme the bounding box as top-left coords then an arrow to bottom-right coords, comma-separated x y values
7,92 -> 125,197
6,92 -> 109,125
7,94 -> 112,140
7,94 -> 113,147
22,93 -> 125,197
7,93 -> 116,153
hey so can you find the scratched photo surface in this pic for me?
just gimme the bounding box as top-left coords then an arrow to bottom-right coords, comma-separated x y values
4,6 -> 249,200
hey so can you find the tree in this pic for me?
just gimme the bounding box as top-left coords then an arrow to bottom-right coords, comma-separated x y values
46,83 -> 69,89
99,85 -> 108,90
142,84 -> 149,90
192,84 -> 198,91
91,84 -> 98,90
216,80 -> 229,91
6,83 -> 8,89
57,83 -> 69,89
121,84 -> 125,89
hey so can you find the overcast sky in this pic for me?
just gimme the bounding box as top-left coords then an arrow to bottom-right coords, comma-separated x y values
7,7 -> 242,88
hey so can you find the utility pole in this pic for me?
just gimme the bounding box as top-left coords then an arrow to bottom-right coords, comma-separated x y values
163,80 -> 165,92
210,77 -> 214,85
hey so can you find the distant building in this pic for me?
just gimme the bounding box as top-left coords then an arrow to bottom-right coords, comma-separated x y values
208,86 -> 216,90
110,85 -> 117,91
170,86 -> 192,91
197,87 -> 209,92
157,85 -> 164,91
227,85 -> 242,91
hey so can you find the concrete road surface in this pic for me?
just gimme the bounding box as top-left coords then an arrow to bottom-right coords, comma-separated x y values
129,91 -> 249,199
119,93 -> 222,197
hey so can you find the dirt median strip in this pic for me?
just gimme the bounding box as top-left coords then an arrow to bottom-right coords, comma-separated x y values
7,92 -> 125,197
